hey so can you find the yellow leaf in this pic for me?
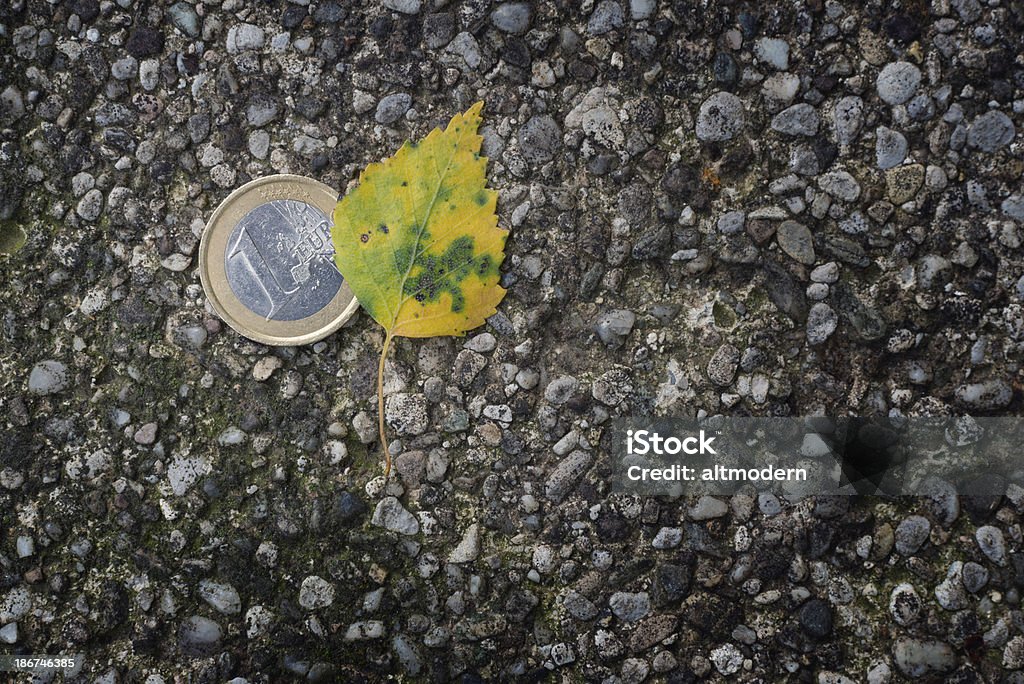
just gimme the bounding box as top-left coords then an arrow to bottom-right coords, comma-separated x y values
331,101 -> 508,477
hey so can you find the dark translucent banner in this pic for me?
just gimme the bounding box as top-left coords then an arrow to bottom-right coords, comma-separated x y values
610,417 -> 1024,497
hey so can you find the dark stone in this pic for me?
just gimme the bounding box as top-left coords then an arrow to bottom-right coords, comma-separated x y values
116,295 -> 158,329
333,491 -> 366,524
762,260 -> 808,322
746,218 -> 776,244
807,521 -> 835,558
820,235 -> 870,267
188,113 -> 210,143
832,281 -> 887,341
883,13 -> 921,44
313,1 -> 344,24
813,137 -> 838,172
961,473 -> 1005,522
125,26 -> 165,58
503,38 -> 531,69
652,563 -> 691,606
618,183 -> 652,225
681,592 -> 742,639
281,5 -> 307,29
296,95 -> 326,121
596,511 -> 630,542
423,13 -> 456,48
753,544 -> 790,580
798,598 -> 833,639
71,0 -> 100,22
92,580 -> 129,635
712,52 -> 737,85
661,164 -> 711,210
632,226 -> 670,260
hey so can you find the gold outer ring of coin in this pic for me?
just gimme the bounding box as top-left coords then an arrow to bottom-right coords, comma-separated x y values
198,174 -> 359,346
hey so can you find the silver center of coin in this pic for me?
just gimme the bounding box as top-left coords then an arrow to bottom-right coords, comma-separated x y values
224,199 -> 343,321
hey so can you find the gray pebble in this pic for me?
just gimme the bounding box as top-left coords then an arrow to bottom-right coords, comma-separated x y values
464,332 -> 496,353
134,422 -> 158,445
967,110 -> 1015,152
875,126 -> 908,169
198,580 -> 242,615
563,591 -> 599,620
696,92 -> 744,141
76,188 -> 104,221
652,527 -> 682,549
179,616 -> 222,656
952,0 -> 982,23
168,2 -> 200,38
609,591 -> 650,622
111,56 -> 138,81
595,309 -> 635,347
299,575 -> 336,609
961,561 -> 989,593
248,130 -> 270,159
934,563 -> 968,610
832,96 -> 863,145
806,303 -> 838,345
490,3 -> 532,34
630,0 -> 655,20
754,37 -> 789,70
518,115 -> 562,164
777,220 -> 815,264
1001,194 -> 1024,221
545,450 -> 592,502
707,344 -> 740,386
893,638 -> 957,678
385,393 -> 429,436
920,477 -> 960,527
449,524 -> 481,562
227,24 -> 265,53
717,211 -> 745,234
139,59 -> 159,91
955,379 -> 1013,410
375,93 -> 412,125
817,170 -> 861,202
371,497 -> 419,535
894,515 -> 930,555
975,525 -> 1007,565
889,583 -> 921,625
383,0 -> 421,14
876,62 -> 921,105
422,13 -> 456,49
28,360 -> 68,394
688,495 -> 728,520
246,94 -> 279,127
587,1 -> 624,36
810,262 -> 839,283
544,375 -> 579,404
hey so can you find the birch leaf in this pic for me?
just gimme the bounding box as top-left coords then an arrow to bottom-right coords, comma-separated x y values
331,101 -> 508,477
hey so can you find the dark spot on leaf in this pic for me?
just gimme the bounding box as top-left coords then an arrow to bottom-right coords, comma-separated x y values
403,236 -> 489,314
378,224 -> 389,234
473,190 -> 488,206
477,255 -> 492,275
401,181 -> 408,187
360,233 -> 369,243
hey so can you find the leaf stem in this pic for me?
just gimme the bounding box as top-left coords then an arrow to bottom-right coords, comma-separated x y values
378,330 -> 394,480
